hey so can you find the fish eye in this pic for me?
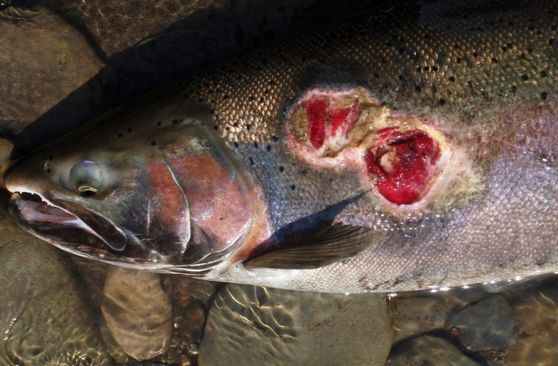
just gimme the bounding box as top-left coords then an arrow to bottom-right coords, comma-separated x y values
69,160 -> 103,197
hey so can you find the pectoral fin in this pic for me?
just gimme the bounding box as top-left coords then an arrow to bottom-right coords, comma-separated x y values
244,224 -> 373,270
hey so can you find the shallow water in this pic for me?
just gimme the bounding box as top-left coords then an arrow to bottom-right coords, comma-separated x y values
1,1 -> 557,365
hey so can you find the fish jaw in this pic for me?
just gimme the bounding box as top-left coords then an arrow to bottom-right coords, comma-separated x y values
8,191 -> 127,260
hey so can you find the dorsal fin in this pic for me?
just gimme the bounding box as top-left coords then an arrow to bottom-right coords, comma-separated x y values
244,223 -> 374,270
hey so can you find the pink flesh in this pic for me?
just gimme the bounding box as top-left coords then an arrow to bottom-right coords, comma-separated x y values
17,199 -> 76,224
289,91 -> 444,206
377,127 -> 398,139
365,129 -> 440,205
303,96 -> 358,150
305,98 -> 327,149
330,102 -> 358,135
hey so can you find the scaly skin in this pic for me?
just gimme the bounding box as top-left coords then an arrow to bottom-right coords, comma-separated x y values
5,0 -> 558,292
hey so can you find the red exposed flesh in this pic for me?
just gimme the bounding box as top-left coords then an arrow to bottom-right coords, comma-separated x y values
365,129 -> 440,205
377,127 -> 397,139
330,102 -> 358,136
303,96 -> 358,150
305,98 -> 327,149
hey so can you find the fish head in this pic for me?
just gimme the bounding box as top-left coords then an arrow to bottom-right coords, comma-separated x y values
5,97 -> 269,271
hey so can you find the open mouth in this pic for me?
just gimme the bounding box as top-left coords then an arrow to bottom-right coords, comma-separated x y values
8,190 -> 145,263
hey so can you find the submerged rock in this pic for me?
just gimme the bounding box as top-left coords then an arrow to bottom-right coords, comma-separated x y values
389,335 -> 482,366
0,6 -> 103,135
505,277 -> 558,365
0,197 -> 110,365
199,284 -> 392,366
447,294 -> 516,351
72,258 -> 131,363
390,287 -> 490,342
101,267 -> 173,361
48,0 -> 225,57
160,277 -> 217,365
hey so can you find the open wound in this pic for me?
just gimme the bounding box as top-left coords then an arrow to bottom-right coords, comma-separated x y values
285,87 -> 456,208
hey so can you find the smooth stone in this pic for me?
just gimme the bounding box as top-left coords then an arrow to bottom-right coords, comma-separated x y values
0,6 -> 103,134
0,200 -> 110,365
391,287 -> 487,342
505,276 -> 558,365
447,294 -> 515,351
174,277 -> 217,307
389,335 -> 482,366
102,267 -> 173,361
72,257 -> 109,308
199,284 -> 392,366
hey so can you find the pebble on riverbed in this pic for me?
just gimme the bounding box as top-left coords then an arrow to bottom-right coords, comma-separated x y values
0,138 -> 13,186
505,277 -> 558,365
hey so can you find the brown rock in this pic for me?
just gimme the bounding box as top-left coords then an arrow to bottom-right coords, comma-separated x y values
506,277 -> 558,365
390,287 -> 488,342
0,6 -> 103,134
389,336 -> 482,366
102,267 -> 172,361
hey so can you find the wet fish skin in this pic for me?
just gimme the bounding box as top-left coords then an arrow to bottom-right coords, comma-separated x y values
5,0 -> 558,292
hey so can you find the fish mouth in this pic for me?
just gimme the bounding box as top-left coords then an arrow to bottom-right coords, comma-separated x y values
8,190 -> 152,264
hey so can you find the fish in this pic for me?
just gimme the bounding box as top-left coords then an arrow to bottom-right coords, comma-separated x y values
4,0 -> 558,293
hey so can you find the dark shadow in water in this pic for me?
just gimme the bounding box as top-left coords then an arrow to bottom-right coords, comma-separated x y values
389,329 -> 492,366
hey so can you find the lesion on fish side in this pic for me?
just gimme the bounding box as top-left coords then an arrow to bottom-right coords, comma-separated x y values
284,87 -> 483,215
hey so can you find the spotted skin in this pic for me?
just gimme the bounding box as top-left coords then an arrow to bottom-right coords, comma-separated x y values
5,0 -> 558,293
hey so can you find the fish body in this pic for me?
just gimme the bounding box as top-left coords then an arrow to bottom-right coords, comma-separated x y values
5,0 -> 558,293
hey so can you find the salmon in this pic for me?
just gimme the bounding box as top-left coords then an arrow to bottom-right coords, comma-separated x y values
5,0 -> 558,292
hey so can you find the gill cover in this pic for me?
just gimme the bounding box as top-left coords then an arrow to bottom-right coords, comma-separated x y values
143,159 -> 190,256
